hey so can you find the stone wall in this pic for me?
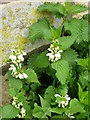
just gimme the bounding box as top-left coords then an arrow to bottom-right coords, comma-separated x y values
0,0 -> 88,67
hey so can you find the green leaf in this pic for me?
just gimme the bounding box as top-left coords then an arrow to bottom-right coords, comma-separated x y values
35,51 -> 50,68
27,52 -> 39,70
51,60 -> 69,84
33,103 -> 50,119
28,18 -> 52,41
39,95 -> 50,108
79,70 -> 89,89
8,78 -> 22,92
38,2 -> 65,16
8,88 -> 18,97
58,36 -> 75,50
66,98 -> 85,114
2,104 -> 19,118
17,92 -> 26,103
78,83 -> 88,105
64,18 -> 88,43
65,1 -> 71,14
44,86 -> 55,104
62,48 -> 78,65
57,84 -> 68,96
76,58 -> 88,67
50,107 -> 66,115
71,4 -> 88,15
25,68 -> 40,84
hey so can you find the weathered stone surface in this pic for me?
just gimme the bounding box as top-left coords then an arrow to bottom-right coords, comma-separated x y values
0,0 -> 88,67
0,0 -> 89,106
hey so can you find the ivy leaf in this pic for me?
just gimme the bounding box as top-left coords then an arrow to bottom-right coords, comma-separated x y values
50,107 -> 66,115
25,68 -> 40,84
2,104 -> 19,118
58,36 -> 75,50
39,95 -> 50,108
37,2 -> 65,16
71,4 -> 88,15
66,98 -> 85,114
64,18 -> 88,43
28,18 -> 52,41
51,60 -> 69,84
33,103 -> 51,118
35,51 -> 50,68
33,103 -> 46,118
44,86 -> 55,104
61,48 -> 78,65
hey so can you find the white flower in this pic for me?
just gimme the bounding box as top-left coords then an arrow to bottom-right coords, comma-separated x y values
23,73 -> 28,79
61,101 -> 66,108
18,73 -> 24,79
21,107 -> 26,114
65,113 -> 75,119
55,94 -> 70,108
9,64 -> 16,72
9,55 -> 16,62
65,94 -> 70,101
18,54 -> 24,62
17,114 -> 22,118
46,41 -> 63,62
9,48 -> 28,79
22,51 -> 26,56
12,101 -> 16,106
55,94 -> 61,97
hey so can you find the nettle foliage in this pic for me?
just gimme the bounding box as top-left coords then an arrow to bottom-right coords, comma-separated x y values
2,1 -> 89,120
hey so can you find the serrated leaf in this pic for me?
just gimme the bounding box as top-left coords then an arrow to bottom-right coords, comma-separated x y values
27,53 -> 39,70
8,88 -> 18,97
38,2 -> 65,16
64,18 -> 88,43
79,70 -> 89,89
66,98 -> 85,114
71,4 -> 88,15
28,18 -> 52,41
8,77 -> 22,92
61,48 -> 78,65
51,60 -> 69,84
58,36 -> 75,50
35,51 -> 50,68
25,68 -> 40,84
65,1 -> 71,14
2,104 -> 19,118
17,92 -> 27,103
76,58 -> 88,67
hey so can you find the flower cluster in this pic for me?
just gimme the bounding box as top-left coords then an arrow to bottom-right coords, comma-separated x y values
55,94 -> 70,108
46,39 -> 63,62
9,48 -> 28,79
12,97 -> 26,118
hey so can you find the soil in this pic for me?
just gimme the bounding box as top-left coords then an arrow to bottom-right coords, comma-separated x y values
2,72 -> 11,106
